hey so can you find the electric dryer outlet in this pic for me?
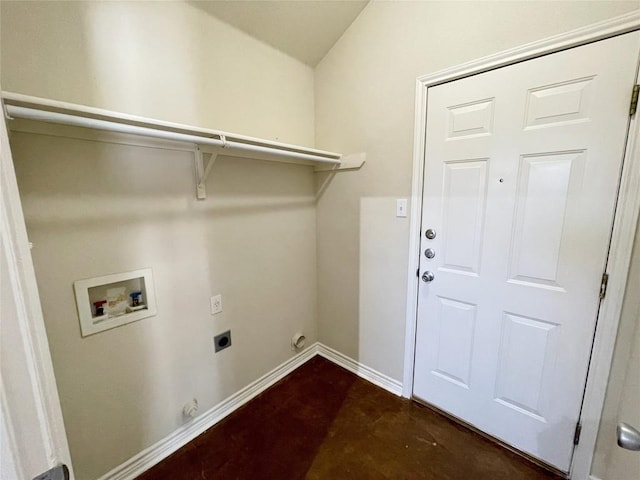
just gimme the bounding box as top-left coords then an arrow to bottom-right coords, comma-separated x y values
214,331 -> 232,353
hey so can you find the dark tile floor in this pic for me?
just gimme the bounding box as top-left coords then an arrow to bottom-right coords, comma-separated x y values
136,356 -> 559,479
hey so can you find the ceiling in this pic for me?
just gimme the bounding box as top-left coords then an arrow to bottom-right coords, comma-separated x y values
189,1 -> 369,67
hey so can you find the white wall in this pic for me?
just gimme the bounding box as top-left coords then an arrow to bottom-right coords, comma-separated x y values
2,1 -> 317,479
314,0 -> 639,392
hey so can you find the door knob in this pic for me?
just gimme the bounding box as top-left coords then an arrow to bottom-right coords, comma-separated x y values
422,271 -> 435,282
425,229 -> 436,239
617,422 -> 640,451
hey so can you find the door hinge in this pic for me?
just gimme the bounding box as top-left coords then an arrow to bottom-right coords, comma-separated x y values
573,422 -> 582,446
599,272 -> 609,300
631,84 -> 639,117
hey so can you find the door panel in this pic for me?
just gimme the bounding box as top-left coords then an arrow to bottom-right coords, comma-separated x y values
413,32 -> 640,472
509,151 -> 584,289
441,159 -> 488,274
433,296 -> 477,388
447,99 -> 495,138
494,312 -> 559,421
524,77 -> 594,129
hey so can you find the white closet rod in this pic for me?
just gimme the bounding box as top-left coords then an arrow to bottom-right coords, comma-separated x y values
5,105 -> 342,165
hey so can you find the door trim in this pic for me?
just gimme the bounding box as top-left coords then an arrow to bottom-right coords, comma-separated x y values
403,10 -> 640,479
1,98 -> 74,476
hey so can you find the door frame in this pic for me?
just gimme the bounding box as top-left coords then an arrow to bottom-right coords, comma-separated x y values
402,10 -> 640,479
1,97 -> 74,477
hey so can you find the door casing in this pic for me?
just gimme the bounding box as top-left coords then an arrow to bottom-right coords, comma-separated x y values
403,11 -> 640,480
1,93 -> 74,477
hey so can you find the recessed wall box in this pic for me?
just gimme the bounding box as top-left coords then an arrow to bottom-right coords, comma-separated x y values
214,330 -> 232,353
74,268 -> 157,337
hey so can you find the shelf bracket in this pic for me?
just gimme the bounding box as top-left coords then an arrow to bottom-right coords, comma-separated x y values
194,140 -> 223,199
314,152 -> 366,172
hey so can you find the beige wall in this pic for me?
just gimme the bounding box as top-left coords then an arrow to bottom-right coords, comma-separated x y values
592,220 -> 640,480
314,0 -> 638,391
1,0 -> 314,145
11,136 -> 318,480
2,1 -> 317,479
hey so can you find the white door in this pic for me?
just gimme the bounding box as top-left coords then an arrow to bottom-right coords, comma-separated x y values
413,32 -> 640,472
1,97 -> 74,479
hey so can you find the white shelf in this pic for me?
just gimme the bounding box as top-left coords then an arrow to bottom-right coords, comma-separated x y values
1,92 -> 361,198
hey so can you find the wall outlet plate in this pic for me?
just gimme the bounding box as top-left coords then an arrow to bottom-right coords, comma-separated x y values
396,198 -> 408,217
214,330 -> 231,352
210,294 -> 222,315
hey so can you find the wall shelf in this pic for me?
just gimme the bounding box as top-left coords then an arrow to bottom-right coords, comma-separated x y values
1,92 -> 362,199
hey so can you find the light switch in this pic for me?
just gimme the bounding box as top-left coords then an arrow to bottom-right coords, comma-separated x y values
396,199 -> 408,217
210,294 -> 222,315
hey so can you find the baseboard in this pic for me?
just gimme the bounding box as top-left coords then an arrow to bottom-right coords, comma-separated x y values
98,342 -> 403,480
96,344 -> 319,480
590,476 -> 603,480
316,343 -> 403,396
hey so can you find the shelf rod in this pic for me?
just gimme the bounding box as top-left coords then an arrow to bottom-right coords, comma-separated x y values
5,105 -> 342,165
6,105 -> 225,148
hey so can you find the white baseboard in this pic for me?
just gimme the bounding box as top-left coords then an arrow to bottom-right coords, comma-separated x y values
589,476 -> 603,480
316,344 -> 403,396
97,342 -> 403,480
97,344 -> 319,480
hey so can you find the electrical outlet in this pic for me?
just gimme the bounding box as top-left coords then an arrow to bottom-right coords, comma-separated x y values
210,294 -> 222,315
